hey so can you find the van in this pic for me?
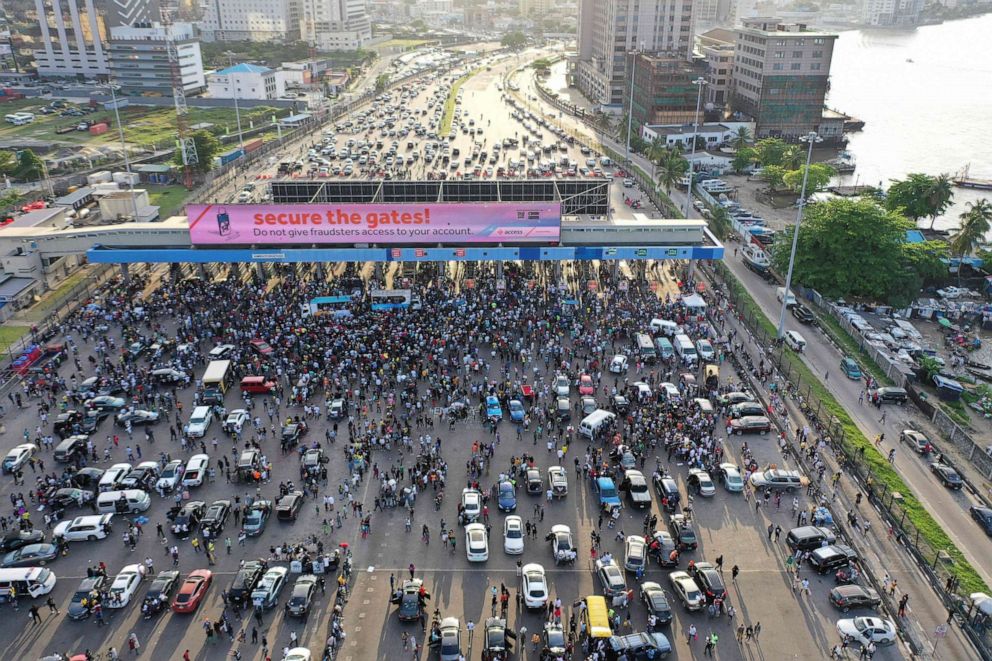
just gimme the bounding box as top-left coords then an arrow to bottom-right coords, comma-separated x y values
786,526 -> 836,552
240,376 -> 276,394
0,567 -> 57,600
654,337 -> 674,360
673,334 -> 698,364
579,410 -> 616,439
649,319 -> 679,337
54,436 -> 88,463
96,489 -> 151,514
185,406 -> 213,438
583,595 -> 613,639
784,330 -> 806,353
635,333 -> 656,362
776,287 -> 797,307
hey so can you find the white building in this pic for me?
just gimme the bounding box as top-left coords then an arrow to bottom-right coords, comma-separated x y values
301,0 -> 373,51
108,22 -> 205,96
33,0 -> 110,78
861,0 -> 925,27
640,121 -> 754,148
207,63 -> 285,100
199,0 -> 302,42
574,0 -> 697,110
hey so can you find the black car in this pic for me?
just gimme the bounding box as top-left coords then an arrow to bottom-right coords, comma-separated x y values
276,491 -> 304,521
829,585 -> 882,613
668,515 -> 697,551
200,500 -> 231,539
621,471 -> 652,510
2,543 -> 60,567
695,567 -> 727,603
970,506 -> 992,535
0,529 -> 45,553
54,410 -> 83,438
808,544 -> 858,574
930,462 -> 963,489
287,574 -> 319,617
791,304 -> 816,324
81,410 -> 109,434
611,395 -> 630,414
54,436 -> 88,463
639,581 -> 673,625
70,467 -> 105,489
652,475 -> 680,512
170,500 -> 206,538
141,570 -> 180,616
484,617 -> 513,658
228,560 -> 267,606
648,531 -> 678,567
68,575 -> 111,620
46,487 -> 94,510
392,578 -> 429,622
729,401 -> 765,419
281,422 -> 307,447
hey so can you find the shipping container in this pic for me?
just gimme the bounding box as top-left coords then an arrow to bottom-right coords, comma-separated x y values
88,123 -> 108,135
219,148 -> 245,166
87,171 -> 113,185
243,138 -> 264,154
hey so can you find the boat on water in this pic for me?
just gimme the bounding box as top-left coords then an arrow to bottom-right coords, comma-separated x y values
953,164 -> 992,191
826,151 -> 857,173
741,244 -> 771,273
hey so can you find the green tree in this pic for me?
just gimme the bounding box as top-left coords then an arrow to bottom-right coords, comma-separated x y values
759,165 -> 788,191
374,74 -> 390,93
14,149 -> 44,181
769,198 -> 913,303
174,130 -> 222,175
754,138 -> 788,167
885,173 -> 939,222
923,173 -> 954,229
731,147 -> 756,174
949,199 -> 992,284
0,188 -> 21,211
501,31 -> 527,49
0,150 -> 16,176
654,149 -> 688,195
782,163 -> 835,194
731,126 -> 752,150
902,240 -> 949,287
781,145 -> 804,170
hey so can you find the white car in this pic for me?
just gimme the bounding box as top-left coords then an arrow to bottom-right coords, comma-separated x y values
623,535 -> 648,572
184,406 -> 213,438
669,571 -> 704,611
182,454 -> 210,487
460,488 -> 482,523
208,344 -> 235,359
836,617 -> 897,645
548,466 -> 568,497
98,463 -> 132,493
224,409 -> 249,434
283,649 -> 312,661
520,563 -> 548,609
53,514 -> 113,542
465,523 -> 489,562
548,524 -> 576,564
695,339 -> 715,361
252,566 -> 289,610
719,463 -> 744,492
108,563 -> 144,608
688,468 -> 716,497
555,375 -> 570,397
504,515 -> 525,555
609,355 -> 628,373
659,382 -> 680,401
156,460 -> 184,492
2,443 -> 37,474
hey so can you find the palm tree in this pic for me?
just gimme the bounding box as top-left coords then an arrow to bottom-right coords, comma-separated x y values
949,199 -> 992,284
925,173 -> 954,229
645,138 -> 667,164
781,145 -> 804,170
731,127 -> 752,150
655,148 -> 689,195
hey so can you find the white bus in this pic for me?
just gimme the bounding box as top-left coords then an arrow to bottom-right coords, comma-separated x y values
370,288 -> 411,311
0,567 -> 57,600
4,112 -> 34,126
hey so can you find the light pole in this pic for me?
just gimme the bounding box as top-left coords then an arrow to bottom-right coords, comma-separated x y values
625,43 -> 644,164
776,131 -> 822,339
107,82 -> 141,222
682,77 -> 707,219
226,52 -> 245,153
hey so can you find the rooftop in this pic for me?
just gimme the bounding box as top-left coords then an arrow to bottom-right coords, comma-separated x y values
2,207 -> 65,230
0,276 -> 37,300
699,28 -> 736,46
215,63 -> 272,76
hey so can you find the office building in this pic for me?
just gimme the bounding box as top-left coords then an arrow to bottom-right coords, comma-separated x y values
626,53 -> 708,128
697,28 -> 734,107
861,0 -> 925,27
108,22 -> 205,96
103,0 -> 162,28
519,0 -> 553,15
730,18 -> 836,139
301,0 -> 373,51
574,0 -> 697,110
199,0 -> 302,42
33,0 -> 110,78
207,62 -> 284,100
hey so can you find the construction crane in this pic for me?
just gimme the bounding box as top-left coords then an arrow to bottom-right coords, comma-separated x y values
161,6 -> 197,190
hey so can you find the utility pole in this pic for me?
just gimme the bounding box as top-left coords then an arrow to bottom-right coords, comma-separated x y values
162,7 -> 197,190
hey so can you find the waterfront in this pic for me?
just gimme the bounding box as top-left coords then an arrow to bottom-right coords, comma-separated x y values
827,13 -> 992,231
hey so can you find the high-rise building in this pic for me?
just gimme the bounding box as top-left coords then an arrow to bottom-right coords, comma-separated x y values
33,0 -> 110,78
108,21 -> 205,96
103,0 -> 162,28
574,0 -> 697,109
199,0 -> 302,42
625,52 -> 708,128
861,0 -> 925,27
730,18 -> 837,139
698,28 -> 735,107
301,0 -> 373,51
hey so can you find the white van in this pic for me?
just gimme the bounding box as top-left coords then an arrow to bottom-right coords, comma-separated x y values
784,330 -> 807,353
96,489 -> 152,514
0,567 -> 57,600
579,410 -> 616,439
185,406 -> 213,438
182,454 -> 211,487
673,334 -> 698,364
776,287 -> 797,307
649,318 -> 679,337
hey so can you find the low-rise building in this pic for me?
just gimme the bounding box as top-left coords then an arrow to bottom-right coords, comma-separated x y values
640,121 -> 755,149
207,63 -> 285,101
626,53 -> 709,130
698,28 -> 735,108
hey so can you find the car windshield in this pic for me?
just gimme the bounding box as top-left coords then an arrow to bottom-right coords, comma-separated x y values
506,528 -> 521,539
629,481 -> 647,493
600,486 -> 617,498
245,512 -> 262,525
854,619 -> 869,632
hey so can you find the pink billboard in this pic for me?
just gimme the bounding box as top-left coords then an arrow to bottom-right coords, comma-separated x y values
187,202 -> 561,245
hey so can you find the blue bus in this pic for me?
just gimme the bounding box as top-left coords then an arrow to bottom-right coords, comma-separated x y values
305,295 -> 353,317
370,289 -> 411,311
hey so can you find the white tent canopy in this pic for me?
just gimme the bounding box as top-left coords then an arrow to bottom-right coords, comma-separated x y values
681,293 -> 707,310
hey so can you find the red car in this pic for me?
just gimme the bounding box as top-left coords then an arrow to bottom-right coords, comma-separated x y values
171,569 -> 213,613
579,374 -> 595,396
250,338 -> 274,357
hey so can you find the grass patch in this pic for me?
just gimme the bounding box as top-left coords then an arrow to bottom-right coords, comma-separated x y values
440,69 -> 481,136
378,39 -> 431,50
0,326 -> 29,354
940,400 -> 971,427
816,313 -> 895,387
716,262 -> 989,596
18,270 -> 88,323
147,185 -> 189,220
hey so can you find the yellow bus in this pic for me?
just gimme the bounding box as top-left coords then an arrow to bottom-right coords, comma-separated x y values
582,595 -> 613,640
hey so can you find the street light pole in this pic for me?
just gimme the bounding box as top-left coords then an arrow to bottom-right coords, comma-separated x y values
776,131 -> 822,339
108,82 -> 141,222
227,52 -> 245,153
682,77 -> 707,219
625,50 -> 637,163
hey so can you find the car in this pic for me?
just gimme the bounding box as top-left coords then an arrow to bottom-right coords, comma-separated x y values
80,410 -> 109,434
119,461 -> 160,490
228,560 -> 268,607
465,523 -> 489,562
508,399 -> 525,422
687,468 -> 716,496
70,466 -> 105,490
1,543 -> 60,568
595,558 -> 626,598
520,563 -> 549,609
791,304 -> 816,324
200,500 -> 231,538
287,574 -> 318,617
899,429 -> 932,454
694,565 -> 727,603
497,481 -> 517,512
242,500 -> 272,537
170,501 -> 206,538
634,382 -> 654,401
543,622 -> 567,657
504,515 -> 525,555
555,397 -> 570,420
97,462 -> 132,492
930,461 -> 963,489
250,338 -> 274,356
546,524 -> 576,565
648,530 -> 678,567
669,571 -> 704,611
185,409 -> 213,438
329,398 -> 347,419
484,617 -> 511,659
0,530 -> 45,554
836,616 -> 897,645
2,443 -> 37,474
829,585 -> 882,613
525,468 -> 543,495
156,460 -> 185,492
580,396 -> 597,415
107,564 -> 144,608
46,487 -> 94,510
437,617 -> 463,661
668,514 -> 697,551
85,396 -> 127,412
809,544 -> 859,574
579,374 -> 595,395
729,401 -> 766,419
840,357 -> 863,380
141,570 -> 180,616
116,409 -> 160,426
749,469 -> 803,492
54,410 -> 83,438
281,421 -> 308,445
696,339 -> 715,361
640,581 -> 673,624
150,368 -> 187,384
718,463 -> 744,492
608,632 -> 673,658
873,387 -> 908,404
393,578 -> 430,622
53,514 -> 113,542
282,649 -> 311,661
224,409 -> 250,434
276,491 -> 305,520
251,566 -> 289,610
554,374 -> 570,397
623,535 -> 647,572
485,395 -> 503,419
68,574 -> 112,620
718,391 -> 753,406
548,466 -> 568,498
610,355 -> 628,373
302,448 -> 327,475
619,470 -> 652,509
652,475 -> 681,511
460,488 -> 482,523
172,569 -> 213,613
611,394 -> 630,413
182,454 -> 210,487
730,415 -> 771,434
208,344 -> 235,359
970,506 -> 992,535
